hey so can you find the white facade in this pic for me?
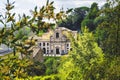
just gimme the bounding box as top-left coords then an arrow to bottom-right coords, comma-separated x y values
36,27 -> 77,55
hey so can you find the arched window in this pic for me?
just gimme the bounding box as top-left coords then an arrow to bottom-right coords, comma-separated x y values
56,32 -> 59,38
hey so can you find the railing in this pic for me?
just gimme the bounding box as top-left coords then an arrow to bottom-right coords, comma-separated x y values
43,54 -> 61,56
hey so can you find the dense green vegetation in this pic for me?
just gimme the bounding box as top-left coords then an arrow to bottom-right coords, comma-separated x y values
0,0 -> 120,80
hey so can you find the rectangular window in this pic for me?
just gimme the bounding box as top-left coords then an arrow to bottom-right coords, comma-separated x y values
56,33 -> 59,38
67,44 -> 69,47
47,50 -> 49,53
51,50 -> 53,53
39,43 -> 41,46
47,43 -> 49,46
43,42 -> 45,46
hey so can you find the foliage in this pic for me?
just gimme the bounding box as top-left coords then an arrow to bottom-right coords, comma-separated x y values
87,2 -> 99,19
85,54 -> 120,80
0,0 -> 69,56
93,16 -> 106,27
0,56 -> 33,79
38,30 -> 44,36
103,55 -> 120,80
81,2 -> 99,31
95,0 -> 120,55
58,55 -> 80,80
58,2 -> 100,31
0,0 -> 120,80
0,0 -> 68,79
58,6 -> 89,30
81,19 -> 94,31
26,61 -> 46,76
44,57 -> 60,75
17,74 -> 59,80
59,27 -> 104,80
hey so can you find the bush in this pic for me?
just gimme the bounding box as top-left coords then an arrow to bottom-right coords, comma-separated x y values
44,57 -> 60,75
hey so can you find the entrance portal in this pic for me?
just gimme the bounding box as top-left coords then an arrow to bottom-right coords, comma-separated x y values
56,48 -> 60,54
43,48 -> 46,54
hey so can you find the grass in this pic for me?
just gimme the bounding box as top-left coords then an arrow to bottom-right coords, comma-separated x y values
44,56 -> 61,61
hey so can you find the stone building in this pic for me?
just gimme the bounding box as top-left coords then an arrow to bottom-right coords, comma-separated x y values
20,46 -> 44,62
29,46 -> 43,62
34,27 -> 77,56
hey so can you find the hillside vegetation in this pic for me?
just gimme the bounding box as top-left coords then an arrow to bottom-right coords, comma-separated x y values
0,0 -> 120,80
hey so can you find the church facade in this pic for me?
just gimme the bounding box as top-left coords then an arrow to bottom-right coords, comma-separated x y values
35,27 -> 77,55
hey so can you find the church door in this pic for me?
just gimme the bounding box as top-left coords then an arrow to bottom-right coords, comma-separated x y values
43,48 -> 46,54
56,48 -> 60,54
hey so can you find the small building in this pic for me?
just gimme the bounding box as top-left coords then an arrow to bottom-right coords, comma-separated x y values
20,46 -> 44,62
34,27 -> 77,56
30,46 -> 44,62
20,27 -> 77,61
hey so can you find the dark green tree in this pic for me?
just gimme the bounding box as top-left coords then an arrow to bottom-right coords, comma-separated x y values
95,0 -> 120,55
81,2 -> 99,31
58,7 -> 89,30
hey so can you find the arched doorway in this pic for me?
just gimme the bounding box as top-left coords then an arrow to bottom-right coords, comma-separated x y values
43,48 -> 46,54
56,47 -> 60,54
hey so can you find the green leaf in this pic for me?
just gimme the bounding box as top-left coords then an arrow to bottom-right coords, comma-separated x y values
41,6 -> 44,11
12,13 -> 15,17
10,5 -> 14,10
0,20 -> 4,24
50,1 -> 54,5
46,0 -> 49,6
66,8 -> 73,14
7,0 -> 9,4
34,6 -> 37,12
11,24 -> 15,30
1,27 -> 5,33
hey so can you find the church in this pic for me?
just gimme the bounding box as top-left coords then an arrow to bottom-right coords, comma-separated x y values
32,27 -> 77,56
20,27 -> 77,61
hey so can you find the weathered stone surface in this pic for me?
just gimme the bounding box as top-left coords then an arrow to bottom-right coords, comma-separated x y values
32,27 -> 77,55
